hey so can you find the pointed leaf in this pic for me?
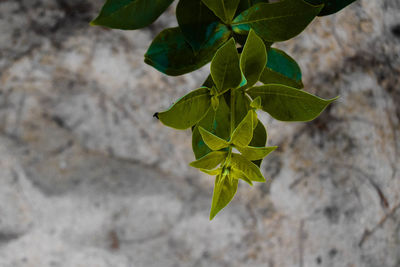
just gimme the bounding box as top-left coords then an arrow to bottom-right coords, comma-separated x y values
307,0 -> 357,16
260,48 -> 303,89
211,38 -> 242,93
240,30 -> 267,87
231,111 -> 254,147
158,87 -> 211,129
236,0 -> 270,16
91,0 -> 174,30
230,167 -> 253,186
192,96 -> 231,159
190,151 -> 228,170
145,26 -> 230,76
201,0 -> 241,24
232,0 -> 323,42
250,97 -> 262,110
231,153 -> 266,182
177,0 -> 220,51
210,174 -> 238,220
199,127 -> 230,150
200,168 -> 222,176
237,146 -> 277,160
248,85 -> 338,122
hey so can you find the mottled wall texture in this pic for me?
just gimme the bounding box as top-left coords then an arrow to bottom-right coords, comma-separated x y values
0,0 -> 399,266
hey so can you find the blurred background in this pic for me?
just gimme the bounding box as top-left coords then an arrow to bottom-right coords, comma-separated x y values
0,0 -> 399,266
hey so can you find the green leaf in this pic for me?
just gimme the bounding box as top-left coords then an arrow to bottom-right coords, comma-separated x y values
237,146 -> 277,160
247,84 -> 338,122
236,0 -> 270,16
231,153 -> 266,182
201,0 -> 241,24
210,174 -> 238,220
177,0 -> 221,51
248,119 -> 267,166
200,168 -> 222,176
307,0 -> 357,16
232,90 -> 251,128
260,48 -> 303,89
202,74 -> 215,88
211,38 -> 242,93
230,167 -> 253,186
240,30 -> 267,87
232,0 -> 323,42
199,127 -> 230,150
231,111 -> 254,147
145,26 -> 230,76
190,151 -> 228,169
192,97 -> 231,159
158,87 -> 211,129
250,96 -> 262,110
91,0 -> 174,30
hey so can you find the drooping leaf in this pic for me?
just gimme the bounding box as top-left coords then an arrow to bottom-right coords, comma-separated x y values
199,127 -> 230,150
192,97 -> 231,159
248,119 -> 267,166
211,38 -> 242,94
91,0 -> 174,30
210,174 -> 238,220
237,146 -> 277,160
201,0 -> 241,24
158,87 -> 211,129
231,111 -> 254,147
231,153 -> 266,182
232,0 -> 323,42
190,151 -> 228,169
145,26 -> 230,76
260,48 -> 303,89
307,0 -> 357,16
240,29 -> 267,87
177,0 -> 221,51
247,84 -> 338,122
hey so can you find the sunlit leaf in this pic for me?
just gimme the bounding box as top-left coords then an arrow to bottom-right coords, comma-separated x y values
237,146 -> 277,160
190,151 -> 228,169
247,84 -> 338,121
210,174 -> 238,220
240,29 -> 267,87
231,111 -> 254,147
158,87 -> 211,129
231,153 -> 266,182
199,127 -> 230,150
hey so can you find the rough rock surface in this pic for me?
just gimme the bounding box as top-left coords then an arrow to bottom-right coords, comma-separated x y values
0,0 -> 399,266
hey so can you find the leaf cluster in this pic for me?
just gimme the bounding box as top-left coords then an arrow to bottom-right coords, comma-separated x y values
91,0 -> 356,219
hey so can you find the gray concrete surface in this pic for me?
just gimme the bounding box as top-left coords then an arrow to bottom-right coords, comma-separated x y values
0,0 -> 399,266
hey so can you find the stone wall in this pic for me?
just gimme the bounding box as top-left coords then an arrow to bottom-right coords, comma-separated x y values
0,0 -> 399,266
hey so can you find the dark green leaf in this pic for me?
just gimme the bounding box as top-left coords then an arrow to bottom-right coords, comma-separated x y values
145,26 -> 230,76
91,0 -> 174,30
247,84 -> 338,121
192,96 -> 231,159
240,30 -> 267,87
177,0 -> 221,51
307,0 -> 357,16
231,153 -> 265,182
237,146 -> 277,160
210,174 -> 238,220
232,0 -> 323,42
201,0 -> 241,24
260,48 -> 303,89
158,87 -> 211,129
231,111 -> 254,147
190,151 -> 228,169
236,0 -> 270,16
199,127 -> 230,150
211,38 -> 242,93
